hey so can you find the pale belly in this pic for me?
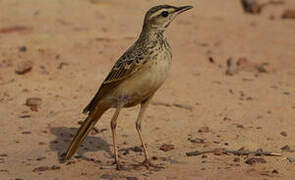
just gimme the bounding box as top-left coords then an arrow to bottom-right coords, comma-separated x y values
108,53 -> 171,107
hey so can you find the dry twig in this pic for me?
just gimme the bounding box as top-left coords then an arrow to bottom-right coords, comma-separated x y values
186,148 -> 282,157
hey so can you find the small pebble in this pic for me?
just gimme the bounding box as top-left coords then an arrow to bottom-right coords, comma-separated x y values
237,124 -> 244,128
272,169 -> 279,174
201,155 -> 207,159
198,126 -> 209,133
287,157 -> 295,163
241,0 -> 261,14
33,166 -> 50,172
15,61 -> 32,75
21,131 -> 32,134
152,156 -> 158,160
19,46 -> 27,52
36,157 -> 46,161
51,165 -> 60,170
19,115 -> 31,118
281,145 -> 294,152
213,141 -> 220,144
57,62 -> 69,69
280,131 -> 288,137
225,57 -> 237,75
283,92 -> 290,95
74,155 -> 82,159
208,57 -> 215,63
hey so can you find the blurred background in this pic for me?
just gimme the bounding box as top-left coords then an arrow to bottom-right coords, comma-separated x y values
0,0 -> 295,179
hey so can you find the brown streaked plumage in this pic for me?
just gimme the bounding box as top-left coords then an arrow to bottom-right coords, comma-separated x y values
65,4 -> 193,170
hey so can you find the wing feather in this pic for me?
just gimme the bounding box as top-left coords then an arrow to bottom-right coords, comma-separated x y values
83,47 -> 147,114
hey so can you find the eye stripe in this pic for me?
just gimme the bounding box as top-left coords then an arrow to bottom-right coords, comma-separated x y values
149,8 -> 170,19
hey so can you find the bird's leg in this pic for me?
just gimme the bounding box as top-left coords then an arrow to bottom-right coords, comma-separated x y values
136,96 -> 161,168
110,105 -> 123,170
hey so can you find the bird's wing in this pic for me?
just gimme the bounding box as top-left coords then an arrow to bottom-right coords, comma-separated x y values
103,54 -> 146,84
83,47 -> 147,114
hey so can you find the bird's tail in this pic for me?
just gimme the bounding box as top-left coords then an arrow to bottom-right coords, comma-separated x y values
65,108 -> 106,160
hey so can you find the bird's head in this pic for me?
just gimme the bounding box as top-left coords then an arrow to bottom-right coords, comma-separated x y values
143,5 -> 193,32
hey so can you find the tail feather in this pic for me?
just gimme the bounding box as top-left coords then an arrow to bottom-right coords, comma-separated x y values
65,109 -> 105,160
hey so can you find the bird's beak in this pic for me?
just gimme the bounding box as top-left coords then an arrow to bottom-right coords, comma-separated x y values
176,6 -> 193,14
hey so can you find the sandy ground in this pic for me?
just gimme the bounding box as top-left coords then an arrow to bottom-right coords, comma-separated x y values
1,0 -> 295,179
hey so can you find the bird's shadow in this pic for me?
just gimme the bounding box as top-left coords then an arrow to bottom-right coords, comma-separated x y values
49,126 -> 112,163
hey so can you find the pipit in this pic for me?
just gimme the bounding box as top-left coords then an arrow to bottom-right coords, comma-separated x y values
65,5 -> 193,169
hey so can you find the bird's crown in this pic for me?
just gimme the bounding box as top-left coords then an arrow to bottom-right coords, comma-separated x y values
143,5 -> 193,31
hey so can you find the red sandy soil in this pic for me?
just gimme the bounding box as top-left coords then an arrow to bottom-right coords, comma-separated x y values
1,0 -> 295,179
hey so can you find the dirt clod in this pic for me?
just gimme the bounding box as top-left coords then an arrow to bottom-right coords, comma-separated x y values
214,148 -> 224,156
25,97 -> 42,112
188,137 -> 205,144
21,131 -> 31,134
0,25 -> 32,34
33,166 -> 50,172
186,151 -> 202,157
126,177 -> 138,180
282,9 -> 295,19
130,146 -> 142,152
19,115 -> 31,118
245,157 -> 266,165
159,144 -> 175,152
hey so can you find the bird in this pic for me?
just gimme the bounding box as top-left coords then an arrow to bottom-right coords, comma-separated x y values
65,4 -> 193,170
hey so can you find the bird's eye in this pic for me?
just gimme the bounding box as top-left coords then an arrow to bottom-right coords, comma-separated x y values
161,11 -> 169,17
